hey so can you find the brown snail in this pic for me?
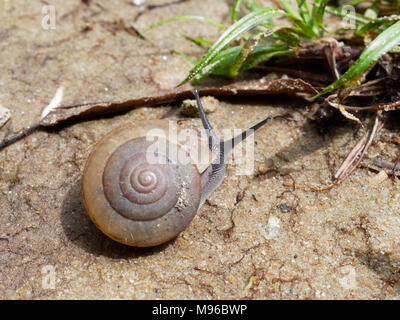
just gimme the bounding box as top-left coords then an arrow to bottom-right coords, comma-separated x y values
82,90 -> 272,247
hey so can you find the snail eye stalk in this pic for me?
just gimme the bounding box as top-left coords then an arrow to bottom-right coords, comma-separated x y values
194,89 -> 273,163
194,89 -> 221,156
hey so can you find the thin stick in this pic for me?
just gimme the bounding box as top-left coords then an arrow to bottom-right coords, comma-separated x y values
299,112 -> 385,192
0,123 -> 41,151
324,41 -> 340,81
372,159 -> 400,171
326,95 -> 400,112
334,111 -> 384,183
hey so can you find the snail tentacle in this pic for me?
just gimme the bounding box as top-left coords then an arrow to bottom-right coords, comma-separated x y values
221,115 -> 273,161
195,90 -> 274,205
195,89 -> 226,205
194,89 -> 221,156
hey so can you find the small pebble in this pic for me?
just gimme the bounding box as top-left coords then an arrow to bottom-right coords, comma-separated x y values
369,170 -> 388,186
180,96 -> 219,117
277,203 -> 292,213
265,215 -> 280,240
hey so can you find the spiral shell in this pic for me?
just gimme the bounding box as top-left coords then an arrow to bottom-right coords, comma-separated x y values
82,120 -> 212,247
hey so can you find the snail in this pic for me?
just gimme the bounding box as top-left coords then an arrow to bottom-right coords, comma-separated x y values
82,90 -> 272,247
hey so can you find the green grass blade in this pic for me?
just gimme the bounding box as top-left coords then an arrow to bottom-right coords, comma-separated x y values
172,50 -> 198,64
192,46 -> 242,84
193,45 -> 292,83
227,29 -> 277,77
312,0 -> 328,35
356,15 -> 400,36
241,46 -> 293,71
274,27 -> 301,47
314,20 -> 400,99
326,6 -> 370,25
278,0 -> 317,38
245,0 -> 262,11
146,15 -> 226,32
231,0 -> 243,23
347,0 -> 369,5
182,34 -> 214,47
296,0 -> 312,25
278,0 -> 302,21
178,8 -> 285,86
227,41 -> 255,78
209,47 -> 243,76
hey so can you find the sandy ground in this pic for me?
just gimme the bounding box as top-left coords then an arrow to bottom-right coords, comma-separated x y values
0,0 -> 400,300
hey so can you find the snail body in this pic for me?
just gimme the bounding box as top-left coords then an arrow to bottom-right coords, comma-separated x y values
82,90 -> 271,247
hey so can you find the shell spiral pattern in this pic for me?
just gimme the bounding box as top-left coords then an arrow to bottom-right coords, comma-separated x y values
82,123 -> 202,247
102,138 -> 182,222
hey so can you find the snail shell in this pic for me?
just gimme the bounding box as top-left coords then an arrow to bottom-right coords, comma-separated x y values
82,120 -> 213,247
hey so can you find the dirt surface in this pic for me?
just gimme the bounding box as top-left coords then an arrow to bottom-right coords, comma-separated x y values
1,0 -> 400,300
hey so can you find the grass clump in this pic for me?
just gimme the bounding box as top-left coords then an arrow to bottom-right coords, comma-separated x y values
147,0 -> 400,100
